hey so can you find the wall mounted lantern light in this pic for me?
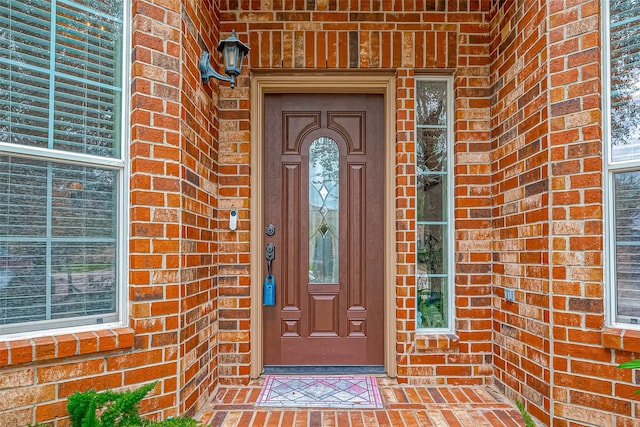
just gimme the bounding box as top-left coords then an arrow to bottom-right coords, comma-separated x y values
199,30 -> 250,89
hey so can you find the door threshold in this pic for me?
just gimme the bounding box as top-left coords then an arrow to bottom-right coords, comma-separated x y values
263,365 -> 386,375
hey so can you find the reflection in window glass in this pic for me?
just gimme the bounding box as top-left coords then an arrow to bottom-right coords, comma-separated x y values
309,137 -> 339,284
613,172 -> 640,323
0,157 -> 118,329
0,0 -> 124,334
607,0 -> 640,326
610,0 -> 640,162
415,78 -> 451,330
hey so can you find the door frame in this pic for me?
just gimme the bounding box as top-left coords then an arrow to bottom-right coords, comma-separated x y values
249,73 -> 397,377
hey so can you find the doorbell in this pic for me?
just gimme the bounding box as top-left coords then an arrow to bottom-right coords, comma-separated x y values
230,210 -> 238,231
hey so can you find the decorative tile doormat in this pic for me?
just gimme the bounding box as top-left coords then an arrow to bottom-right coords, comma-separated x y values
256,375 -> 383,409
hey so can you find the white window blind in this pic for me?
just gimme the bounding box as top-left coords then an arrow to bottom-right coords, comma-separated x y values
0,0 -> 124,334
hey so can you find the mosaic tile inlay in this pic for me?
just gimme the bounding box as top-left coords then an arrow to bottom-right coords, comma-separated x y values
255,375 -> 383,409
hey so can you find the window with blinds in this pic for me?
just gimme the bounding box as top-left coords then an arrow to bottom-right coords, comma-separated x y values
0,0 -> 125,334
608,0 -> 640,326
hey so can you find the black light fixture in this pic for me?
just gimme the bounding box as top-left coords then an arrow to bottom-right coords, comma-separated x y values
199,30 -> 250,89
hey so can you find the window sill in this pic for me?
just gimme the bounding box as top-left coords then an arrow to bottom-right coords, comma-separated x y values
602,327 -> 640,353
415,333 -> 460,353
0,327 -> 134,367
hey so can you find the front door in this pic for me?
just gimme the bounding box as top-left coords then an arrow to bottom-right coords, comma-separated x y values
263,93 -> 384,366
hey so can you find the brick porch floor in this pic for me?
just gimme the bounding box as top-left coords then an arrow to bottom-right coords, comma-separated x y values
196,377 -> 527,426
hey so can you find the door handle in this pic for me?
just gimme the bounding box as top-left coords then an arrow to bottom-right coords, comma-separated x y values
265,243 -> 275,276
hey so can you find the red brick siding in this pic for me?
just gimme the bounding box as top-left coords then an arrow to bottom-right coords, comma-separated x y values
219,1 -> 494,386
489,0 -> 552,422
491,0 -> 640,423
179,0 -> 221,416
215,79 -> 252,384
547,0 -> 640,424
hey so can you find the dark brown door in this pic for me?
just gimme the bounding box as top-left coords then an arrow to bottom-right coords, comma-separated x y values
263,93 -> 384,366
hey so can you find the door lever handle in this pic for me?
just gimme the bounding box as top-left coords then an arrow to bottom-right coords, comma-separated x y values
265,243 -> 275,276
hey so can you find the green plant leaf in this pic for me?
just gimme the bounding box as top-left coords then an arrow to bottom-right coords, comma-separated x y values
515,400 -> 537,427
618,359 -> 640,369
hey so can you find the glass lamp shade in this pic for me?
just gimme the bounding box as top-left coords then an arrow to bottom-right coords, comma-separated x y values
217,30 -> 250,79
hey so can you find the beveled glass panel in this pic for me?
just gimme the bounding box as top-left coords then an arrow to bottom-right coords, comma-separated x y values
416,81 -> 447,126
416,224 -> 446,275
417,175 -> 447,222
309,137 -> 339,284
417,128 -> 447,173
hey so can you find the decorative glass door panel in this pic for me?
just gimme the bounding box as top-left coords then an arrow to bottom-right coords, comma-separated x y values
309,137 -> 339,284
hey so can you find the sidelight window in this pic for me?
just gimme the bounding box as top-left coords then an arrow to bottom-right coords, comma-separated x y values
415,77 -> 453,331
0,0 -> 126,334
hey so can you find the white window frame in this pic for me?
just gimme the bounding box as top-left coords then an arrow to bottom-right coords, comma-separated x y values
0,0 -> 130,338
415,75 -> 455,333
603,0 -> 640,329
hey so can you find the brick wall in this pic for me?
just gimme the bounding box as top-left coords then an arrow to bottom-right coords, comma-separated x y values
218,0 -> 495,385
4,0 -> 640,425
547,0 -> 640,424
491,0 -> 640,423
489,0 -> 552,422
179,0 -> 221,416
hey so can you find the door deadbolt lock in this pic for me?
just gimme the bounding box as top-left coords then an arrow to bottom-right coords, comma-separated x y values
265,224 -> 276,236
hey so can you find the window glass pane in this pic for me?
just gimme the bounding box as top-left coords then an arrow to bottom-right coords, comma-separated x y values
56,2 -> 123,85
0,68 -> 51,148
0,156 -> 118,331
51,163 -> 117,238
416,79 -> 450,330
417,224 -> 446,276
614,171 -> 640,324
0,0 -> 52,68
53,77 -> 120,157
610,0 -> 640,162
0,0 -> 123,157
615,244 -> 640,324
0,156 -> 48,237
416,81 -> 447,126
51,242 -> 116,320
309,137 -> 339,284
417,276 -> 448,328
417,128 -> 447,173
418,175 -> 447,222
0,242 -> 47,325
0,0 -> 52,149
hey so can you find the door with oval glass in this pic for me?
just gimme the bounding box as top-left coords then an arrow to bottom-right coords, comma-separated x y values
263,93 -> 384,366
